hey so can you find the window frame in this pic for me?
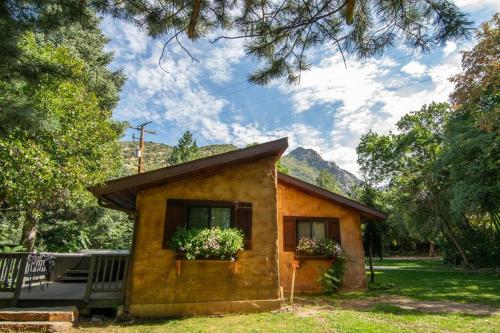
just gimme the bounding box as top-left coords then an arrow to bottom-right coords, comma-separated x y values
283,215 -> 341,252
184,200 -> 236,230
296,219 -> 327,243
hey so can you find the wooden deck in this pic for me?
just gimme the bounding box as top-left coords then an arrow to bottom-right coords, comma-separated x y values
0,282 -> 123,309
0,252 -> 129,310
0,282 -> 122,300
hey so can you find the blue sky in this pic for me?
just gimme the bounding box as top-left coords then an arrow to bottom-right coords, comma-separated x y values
100,1 -> 498,176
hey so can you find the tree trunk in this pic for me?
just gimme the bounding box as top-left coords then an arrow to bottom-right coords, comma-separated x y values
369,232 -> 375,283
428,241 -> 436,257
441,218 -> 470,267
21,211 -> 38,251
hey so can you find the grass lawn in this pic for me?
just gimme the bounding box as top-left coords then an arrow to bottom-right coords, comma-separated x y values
78,258 -> 499,333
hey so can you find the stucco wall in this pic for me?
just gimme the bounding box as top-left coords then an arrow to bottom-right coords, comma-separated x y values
277,183 -> 367,292
129,157 -> 281,317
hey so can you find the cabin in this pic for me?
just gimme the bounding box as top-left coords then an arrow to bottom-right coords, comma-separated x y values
90,137 -> 387,317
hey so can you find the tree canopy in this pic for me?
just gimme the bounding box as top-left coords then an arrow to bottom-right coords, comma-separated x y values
2,0 -> 472,84
168,131 -> 201,165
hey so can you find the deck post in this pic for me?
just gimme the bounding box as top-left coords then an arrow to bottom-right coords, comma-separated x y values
11,253 -> 28,307
83,255 -> 96,304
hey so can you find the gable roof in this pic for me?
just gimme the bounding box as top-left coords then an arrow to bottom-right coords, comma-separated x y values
90,137 -> 289,212
277,172 -> 388,220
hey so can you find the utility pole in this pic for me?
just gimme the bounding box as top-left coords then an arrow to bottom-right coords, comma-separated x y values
130,121 -> 156,174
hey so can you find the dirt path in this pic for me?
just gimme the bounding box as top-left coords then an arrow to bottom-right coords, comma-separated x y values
293,295 -> 499,316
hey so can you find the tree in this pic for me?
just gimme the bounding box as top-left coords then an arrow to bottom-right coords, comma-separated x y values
276,159 -> 289,174
168,131 -> 201,165
316,170 -> 342,194
2,0 -> 472,84
0,31 -> 124,251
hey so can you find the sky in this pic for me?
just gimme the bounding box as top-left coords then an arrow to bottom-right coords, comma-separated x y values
100,1 -> 499,177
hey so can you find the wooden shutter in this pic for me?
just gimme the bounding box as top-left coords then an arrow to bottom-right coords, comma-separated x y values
163,199 -> 186,249
235,202 -> 252,250
326,218 -> 341,245
283,216 -> 297,252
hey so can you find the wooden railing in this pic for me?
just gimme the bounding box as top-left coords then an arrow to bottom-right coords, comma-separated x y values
0,252 -> 28,306
84,253 -> 130,303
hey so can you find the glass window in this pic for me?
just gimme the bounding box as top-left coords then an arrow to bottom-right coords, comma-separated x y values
211,207 -> 231,228
187,205 -> 232,229
188,207 -> 210,229
296,220 -> 326,241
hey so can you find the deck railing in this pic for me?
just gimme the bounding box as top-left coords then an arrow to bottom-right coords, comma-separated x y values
84,253 -> 130,303
0,252 -> 28,306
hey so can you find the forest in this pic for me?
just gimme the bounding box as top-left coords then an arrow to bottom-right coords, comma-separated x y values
0,2 -> 498,270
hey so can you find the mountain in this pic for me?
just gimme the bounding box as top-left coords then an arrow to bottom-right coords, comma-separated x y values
282,147 -> 360,193
120,141 -> 237,175
120,142 -> 359,193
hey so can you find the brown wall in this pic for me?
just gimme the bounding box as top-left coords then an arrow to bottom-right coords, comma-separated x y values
277,183 -> 367,292
128,157 -> 281,317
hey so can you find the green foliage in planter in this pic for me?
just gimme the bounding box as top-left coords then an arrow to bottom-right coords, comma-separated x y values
296,237 -> 342,257
170,227 -> 244,260
320,256 -> 347,293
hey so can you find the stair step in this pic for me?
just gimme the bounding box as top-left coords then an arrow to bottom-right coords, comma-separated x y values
0,306 -> 78,322
65,269 -> 89,274
0,321 -> 73,332
59,276 -> 88,281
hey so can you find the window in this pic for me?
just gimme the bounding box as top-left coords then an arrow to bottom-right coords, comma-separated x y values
297,220 -> 326,242
164,199 -> 253,249
187,205 -> 232,229
283,216 -> 341,252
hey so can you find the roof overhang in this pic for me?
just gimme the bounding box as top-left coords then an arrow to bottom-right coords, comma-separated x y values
90,137 -> 289,212
277,172 -> 388,220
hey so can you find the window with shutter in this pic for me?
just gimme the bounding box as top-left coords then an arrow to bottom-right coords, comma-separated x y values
163,199 -> 253,250
235,202 -> 252,250
326,218 -> 341,245
163,199 -> 187,249
283,216 -> 297,251
283,216 -> 341,252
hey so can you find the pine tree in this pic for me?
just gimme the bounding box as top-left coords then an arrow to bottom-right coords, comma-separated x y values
168,131 -> 201,165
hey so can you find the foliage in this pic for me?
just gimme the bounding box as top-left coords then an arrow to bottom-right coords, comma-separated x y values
170,227 -> 244,260
0,23 -> 125,250
276,159 -> 289,174
167,131 -> 201,165
2,1 -> 471,85
320,256 -> 347,293
296,237 -> 341,257
316,170 -> 342,194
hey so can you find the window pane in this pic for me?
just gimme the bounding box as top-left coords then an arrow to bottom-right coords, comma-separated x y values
297,221 -> 311,240
211,207 -> 231,228
188,207 -> 209,229
312,221 -> 326,241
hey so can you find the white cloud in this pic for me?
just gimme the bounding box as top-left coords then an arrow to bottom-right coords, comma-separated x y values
455,0 -> 500,11
443,41 -> 458,57
401,61 -> 428,77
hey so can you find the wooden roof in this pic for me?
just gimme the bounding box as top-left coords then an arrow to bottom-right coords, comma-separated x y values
90,138 -> 289,212
277,173 -> 388,220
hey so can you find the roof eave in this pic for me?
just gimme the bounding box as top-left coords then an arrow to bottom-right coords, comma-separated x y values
277,172 -> 388,220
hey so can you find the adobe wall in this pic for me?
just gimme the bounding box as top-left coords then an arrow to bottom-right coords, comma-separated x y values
277,183 -> 367,292
128,157 -> 281,317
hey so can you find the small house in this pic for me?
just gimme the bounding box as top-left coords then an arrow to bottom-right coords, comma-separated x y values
91,138 -> 387,317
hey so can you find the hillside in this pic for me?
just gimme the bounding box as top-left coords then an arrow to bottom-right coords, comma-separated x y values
120,141 -> 359,192
281,148 -> 360,193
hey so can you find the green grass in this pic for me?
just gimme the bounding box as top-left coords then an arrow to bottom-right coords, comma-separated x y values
79,258 -> 499,332
357,258 -> 500,306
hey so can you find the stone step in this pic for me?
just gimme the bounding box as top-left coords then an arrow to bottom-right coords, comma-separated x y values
0,306 -> 78,322
0,321 -> 73,332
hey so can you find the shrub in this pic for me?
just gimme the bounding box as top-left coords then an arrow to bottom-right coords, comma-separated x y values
320,256 -> 347,293
170,227 -> 244,260
296,237 -> 341,257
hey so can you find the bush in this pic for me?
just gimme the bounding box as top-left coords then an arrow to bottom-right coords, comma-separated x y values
296,237 -> 341,257
320,256 -> 347,293
170,227 -> 244,260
